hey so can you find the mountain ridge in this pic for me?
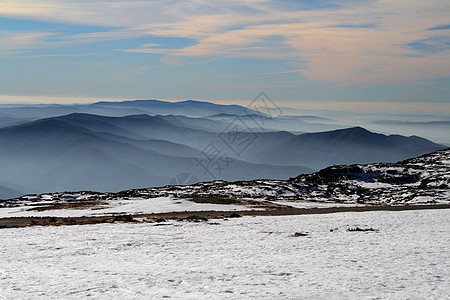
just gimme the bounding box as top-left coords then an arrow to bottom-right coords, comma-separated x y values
249,126 -> 444,169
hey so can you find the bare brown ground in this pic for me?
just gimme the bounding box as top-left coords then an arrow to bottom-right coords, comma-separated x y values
26,200 -> 109,211
0,204 -> 449,229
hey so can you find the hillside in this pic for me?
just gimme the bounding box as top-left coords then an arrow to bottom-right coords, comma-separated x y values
1,149 -> 448,217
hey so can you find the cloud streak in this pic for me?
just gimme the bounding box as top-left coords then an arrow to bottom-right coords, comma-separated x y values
1,52 -> 113,59
1,0 -> 449,85
218,70 -> 302,78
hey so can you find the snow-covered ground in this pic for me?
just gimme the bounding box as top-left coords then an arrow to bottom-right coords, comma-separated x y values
0,196 -> 255,218
0,196 -> 370,219
1,209 -> 449,299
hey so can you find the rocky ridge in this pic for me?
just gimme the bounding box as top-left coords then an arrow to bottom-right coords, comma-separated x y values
1,148 -> 449,209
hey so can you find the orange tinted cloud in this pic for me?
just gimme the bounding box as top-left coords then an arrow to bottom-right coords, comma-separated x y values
1,0 -> 450,85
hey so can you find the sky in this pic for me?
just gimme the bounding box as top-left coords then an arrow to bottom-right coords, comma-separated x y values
0,0 -> 449,113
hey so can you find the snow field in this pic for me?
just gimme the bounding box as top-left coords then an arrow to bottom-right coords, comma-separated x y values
0,209 -> 449,299
0,197 -> 254,219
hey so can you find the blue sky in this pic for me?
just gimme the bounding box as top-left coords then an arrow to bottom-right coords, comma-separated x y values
0,0 -> 449,112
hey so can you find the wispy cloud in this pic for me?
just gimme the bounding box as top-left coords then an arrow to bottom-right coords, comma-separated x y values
1,52 -> 113,59
1,0 -> 450,85
327,23 -> 378,29
218,70 -> 302,78
428,24 -> 450,31
0,94 -> 125,104
135,65 -> 159,74
0,30 -> 56,55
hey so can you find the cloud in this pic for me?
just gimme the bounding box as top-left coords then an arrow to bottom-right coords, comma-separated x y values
0,30 -> 56,55
1,52 -> 112,59
135,65 -> 159,74
428,24 -> 450,31
327,23 -> 378,29
1,0 -> 450,85
406,37 -> 450,54
218,70 -> 302,77
0,0 -> 173,27
140,43 -> 160,48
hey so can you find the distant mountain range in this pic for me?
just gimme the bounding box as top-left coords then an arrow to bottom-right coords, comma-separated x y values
0,100 -> 446,199
246,126 -> 442,170
372,120 -> 450,126
367,119 -> 450,146
0,99 -> 261,120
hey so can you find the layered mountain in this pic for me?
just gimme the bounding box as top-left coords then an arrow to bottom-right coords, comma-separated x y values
91,100 -> 258,117
22,113 -> 445,167
0,99 -> 262,120
247,126 -> 443,170
0,110 -> 445,199
2,99 -> 449,145
367,120 -> 450,146
207,113 -> 344,133
0,114 -> 311,198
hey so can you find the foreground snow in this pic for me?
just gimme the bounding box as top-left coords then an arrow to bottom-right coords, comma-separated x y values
1,209 -> 449,299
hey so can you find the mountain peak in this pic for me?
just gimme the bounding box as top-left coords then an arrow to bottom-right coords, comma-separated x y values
339,126 -> 371,133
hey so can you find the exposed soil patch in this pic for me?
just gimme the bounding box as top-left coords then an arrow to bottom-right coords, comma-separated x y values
188,197 -> 242,205
187,196 -> 286,209
0,204 -> 449,229
26,200 -> 108,212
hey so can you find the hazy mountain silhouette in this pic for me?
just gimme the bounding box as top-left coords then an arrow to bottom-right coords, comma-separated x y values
206,113 -> 345,133
45,113 -> 296,155
0,116 -> 311,197
0,99 -> 262,119
0,110 -> 445,198
157,115 -> 232,132
251,126 -> 445,170
0,184 -> 24,200
89,132 -> 201,158
366,120 -> 450,146
371,120 -> 450,126
55,113 -> 217,150
0,117 -> 31,128
91,100 -> 262,117
2,100 -> 448,145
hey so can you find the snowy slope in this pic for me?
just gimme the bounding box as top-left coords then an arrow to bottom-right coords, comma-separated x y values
292,147 -> 450,204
